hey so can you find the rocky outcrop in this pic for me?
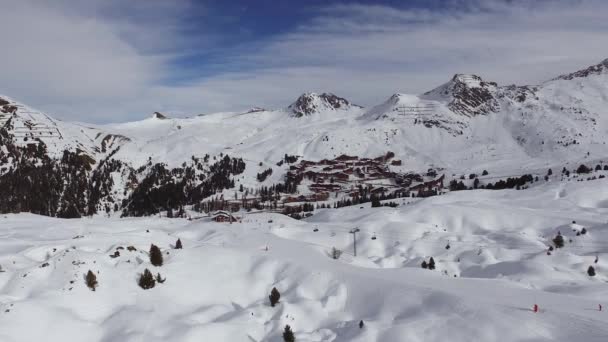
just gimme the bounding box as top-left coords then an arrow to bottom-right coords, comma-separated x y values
288,92 -> 356,117
423,74 -> 500,117
554,58 -> 608,81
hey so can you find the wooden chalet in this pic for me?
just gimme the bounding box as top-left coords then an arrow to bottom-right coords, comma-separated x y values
310,183 -> 341,192
211,210 -> 239,223
335,154 -> 358,162
334,172 -> 350,181
409,175 -> 445,193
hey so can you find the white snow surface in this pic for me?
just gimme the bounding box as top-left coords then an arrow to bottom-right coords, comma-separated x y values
1,178 -> 607,341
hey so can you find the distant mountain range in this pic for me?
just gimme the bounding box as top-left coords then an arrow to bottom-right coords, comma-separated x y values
1,58 -> 608,218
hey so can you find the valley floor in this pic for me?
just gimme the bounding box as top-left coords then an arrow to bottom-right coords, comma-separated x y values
1,178 -> 607,341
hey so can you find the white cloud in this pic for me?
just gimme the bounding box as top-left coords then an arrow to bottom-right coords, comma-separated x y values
1,0 -> 608,122
0,0 -> 197,122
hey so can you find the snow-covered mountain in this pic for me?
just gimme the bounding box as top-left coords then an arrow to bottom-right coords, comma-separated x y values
287,92 -> 359,117
422,73 -> 500,117
2,60 -> 608,342
2,59 -> 608,217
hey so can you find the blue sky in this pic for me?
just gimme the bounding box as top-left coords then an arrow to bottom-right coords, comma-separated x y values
164,0 -> 441,83
1,0 -> 608,122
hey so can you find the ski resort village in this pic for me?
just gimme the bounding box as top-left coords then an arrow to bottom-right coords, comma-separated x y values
2,1 -> 608,341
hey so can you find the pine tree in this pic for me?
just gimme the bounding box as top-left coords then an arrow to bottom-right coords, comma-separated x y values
269,287 -> 281,307
149,244 -> 163,266
85,270 -> 98,291
428,257 -> 436,270
371,196 -> 381,207
156,272 -> 166,283
283,325 -> 295,342
577,164 -> 591,174
138,268 -> 156,289
581,227 -> 587,235
587,266 -> 596,277
421,260 -> 428,269
175,238 -> 183,249
359,320 -> 365,329
553,233 -> 565,248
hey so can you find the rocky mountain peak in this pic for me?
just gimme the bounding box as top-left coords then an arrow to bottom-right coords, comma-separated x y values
152,112 -> 168,120
422,74 -> 499,117
288,92 -> 355,117
554,58 -> 608,81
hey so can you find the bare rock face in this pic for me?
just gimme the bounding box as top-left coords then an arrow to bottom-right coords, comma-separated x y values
152,112 -> 168,119
288,92 -> 355,117
423,74 -> 500,117
498,85 -> 538,104
447,75 -> 500,117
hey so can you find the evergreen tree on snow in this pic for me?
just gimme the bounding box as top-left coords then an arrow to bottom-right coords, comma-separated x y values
269,287 -> 281,307
85,270 -> 98,291
283,325 -> 295,342
138,269 -> 156,289
149,244 -> 164,266
155,272 -> 166,283
553,232 -> 565,248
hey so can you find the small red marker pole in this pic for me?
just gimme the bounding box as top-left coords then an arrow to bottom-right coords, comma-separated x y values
533,304 -> 539,313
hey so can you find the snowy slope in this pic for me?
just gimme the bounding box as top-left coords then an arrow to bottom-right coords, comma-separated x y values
1,178 -> 607,341
0,95 -> 105,158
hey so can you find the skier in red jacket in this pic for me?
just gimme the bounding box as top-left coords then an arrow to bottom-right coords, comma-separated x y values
533,304 -> 539,313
